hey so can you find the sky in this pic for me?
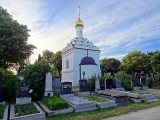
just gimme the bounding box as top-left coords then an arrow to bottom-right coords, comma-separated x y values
1,0 -> 160,63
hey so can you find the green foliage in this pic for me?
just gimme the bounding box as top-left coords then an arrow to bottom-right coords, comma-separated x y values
50,51 -> 62,77
0,104 -> 4,119
114,71 -> 133,91
42,50 -> 54,63
41,96 -> 69,111
146,77 -> 152,87
0,68 -> 18,101
100,57 -> 121,74
87,75 -> 96,91
150,51 -> 160,74
0,6 -> 36,69
21,61 -> 52,100
120,50 -> 149,74
15,103 -> 39,116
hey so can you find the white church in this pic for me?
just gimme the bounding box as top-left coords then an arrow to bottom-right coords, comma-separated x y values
61,6 -> 101,86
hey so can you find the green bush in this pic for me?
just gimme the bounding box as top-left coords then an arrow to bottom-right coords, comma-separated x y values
0,104 -> 4,119
0,68 -> 18,101
146,76 -> 152,88
87,74 -> 96,91
21,61 -> 52,100
41,96 -> 69,110
114,71 -> 133,91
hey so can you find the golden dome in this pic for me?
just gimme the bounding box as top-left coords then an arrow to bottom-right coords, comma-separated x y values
74,17 -> 84,28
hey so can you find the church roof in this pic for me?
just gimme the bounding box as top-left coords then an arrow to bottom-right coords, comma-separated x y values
62,37 -> 100,53
79,56 -> 97,65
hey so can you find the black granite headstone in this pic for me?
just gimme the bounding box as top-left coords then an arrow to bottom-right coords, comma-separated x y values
61,82 -> 72,94
79,80 -> 87,92
105,78 -> 114,89
116,78 -> 122,88
140,77 -> 146,85
0,72 -> 4,102
17,82 -> 30,98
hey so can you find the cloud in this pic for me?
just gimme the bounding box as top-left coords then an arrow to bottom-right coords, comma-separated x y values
1,0 -> 160,63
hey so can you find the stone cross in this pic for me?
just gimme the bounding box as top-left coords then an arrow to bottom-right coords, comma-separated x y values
77,5 -> 81,18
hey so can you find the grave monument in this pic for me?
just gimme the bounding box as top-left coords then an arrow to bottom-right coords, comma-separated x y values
16,82 -> 31,105
44,72 -> 53,96
115,78 -> 124,91
60,81 -> 97,112
78,79 -> 90,96
105,78 -> 114,89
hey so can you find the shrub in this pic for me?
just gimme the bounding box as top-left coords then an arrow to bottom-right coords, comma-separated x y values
21,61 -> 52,100
0,68 -> 18,101
114,71 -> 133,91
41,96 -> 69,110
0,104 -> 4,119
87,74 -> 96,92
146,77 -> 152,88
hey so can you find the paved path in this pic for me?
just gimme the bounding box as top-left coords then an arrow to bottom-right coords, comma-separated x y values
104,105 -> 160,120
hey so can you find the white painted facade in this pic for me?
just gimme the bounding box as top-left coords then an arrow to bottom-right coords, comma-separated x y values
61,8 -> 101,86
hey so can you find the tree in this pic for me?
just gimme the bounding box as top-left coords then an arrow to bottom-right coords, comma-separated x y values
0,68 -> 18,101
150,51 -> 160,74
119,50 -> 149,74
50,51 -> 62,78
21,61 -> 52,100
100,57 -> 121,75
42,50 -> 54,63
0,6 -> 36,68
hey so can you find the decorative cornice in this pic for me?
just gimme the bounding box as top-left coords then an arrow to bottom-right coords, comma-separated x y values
62,37 -> 100,53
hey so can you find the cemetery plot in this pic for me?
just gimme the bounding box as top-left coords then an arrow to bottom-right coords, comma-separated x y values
38,96 -> 73,116
10,102 -> 45,120
61,94 -> 97,112
81,95 -> 117,109
97,90 -> 129,105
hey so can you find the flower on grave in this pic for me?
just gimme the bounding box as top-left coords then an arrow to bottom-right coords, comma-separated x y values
29,89 -> 33,94
20,96 -> 22,99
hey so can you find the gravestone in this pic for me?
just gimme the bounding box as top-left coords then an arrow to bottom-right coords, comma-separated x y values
105,78 -> 114,89
95,77 -> 100,91
78,79 -> 90,96
150,72 -> 155,81
140,77 -> 146,85
115,78 -> 124,91
79,80 -> 87,92
17,82 -> 30,98
52,78 -> 61,93
61,82 -> 72,95
44,72 -> 53,96
16,82 -> 31,105
0,72 -> 4,102
134,78 -> 139,87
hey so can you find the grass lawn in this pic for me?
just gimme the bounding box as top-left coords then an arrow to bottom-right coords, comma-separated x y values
46,100 -> 160,120
81,95 -> 109,102
0,104 -> 4,119
15,103 -> 39,116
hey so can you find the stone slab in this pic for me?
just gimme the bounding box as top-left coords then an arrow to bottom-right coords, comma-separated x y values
10,102 -> 46,120
96,100 -> 117,109
129,98 -> 142,103
38,101 -> 73,116
78,91 -> 90,96
133,87 -> 141,91
16,97 -> 31,105
112,90 -> 141,98
98,90 -> 127,97
0,101 -> 6,105
61,95 -> 97,112
115,88 -> 125,91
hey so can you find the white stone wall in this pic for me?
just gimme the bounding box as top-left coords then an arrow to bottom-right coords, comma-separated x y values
61,48 -> 101,86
